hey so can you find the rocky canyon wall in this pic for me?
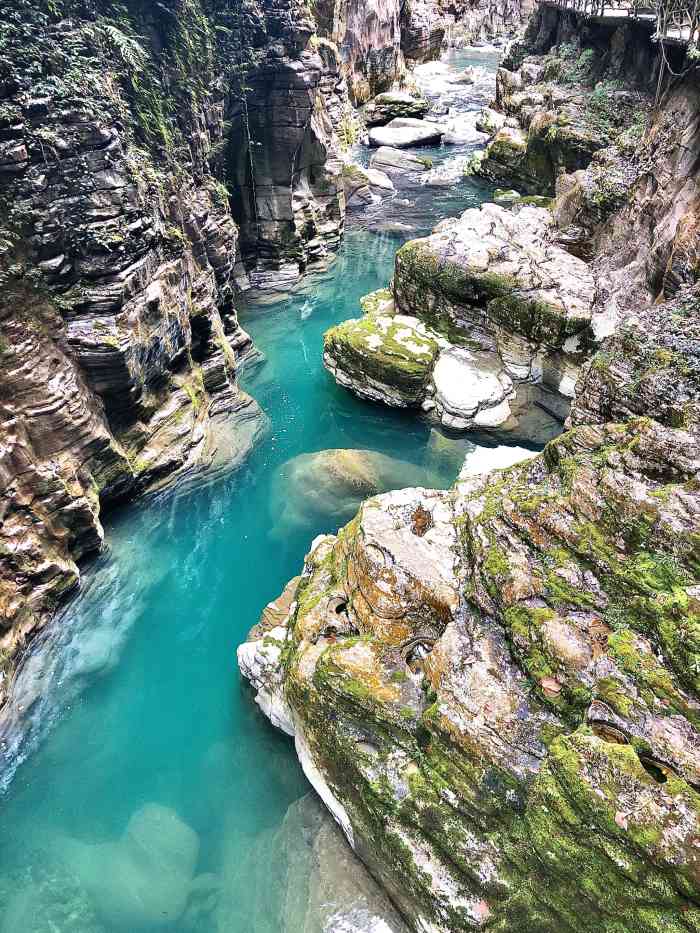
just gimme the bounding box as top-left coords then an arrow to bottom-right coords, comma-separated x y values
0,0 -> 346,707
313,0 -> 530,103
240,8 -> 700,932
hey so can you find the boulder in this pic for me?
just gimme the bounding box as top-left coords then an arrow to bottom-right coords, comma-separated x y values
363,91 -> 429,127
61,803 -> 200,930
323,305 -> 440,408
324,203 -> 595,435
493,187 -> 522,204
450,65 -> 480,84
475,106 -> 506,134
368,119 -> 444,148
479,124 -> 528,186
269,448 -> 432,537
369,146 -> 432,174
341,161 -> 394,209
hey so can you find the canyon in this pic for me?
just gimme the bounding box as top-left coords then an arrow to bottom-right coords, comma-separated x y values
1,0 -> 699,931
239,7 -> 700,933
0,0 -> 525,706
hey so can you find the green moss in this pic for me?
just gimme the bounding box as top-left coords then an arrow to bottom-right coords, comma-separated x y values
596,675 -> 634,717
324,312 -> 438,403
488,293 -> 579,346
359,288 -> 393,316
483,544 -> 509,580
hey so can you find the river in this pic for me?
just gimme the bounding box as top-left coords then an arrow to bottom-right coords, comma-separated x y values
0,47 -> 520,933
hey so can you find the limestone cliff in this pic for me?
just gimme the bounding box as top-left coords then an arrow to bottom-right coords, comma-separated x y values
0,0 -> 346,706
313,0 -> 529,103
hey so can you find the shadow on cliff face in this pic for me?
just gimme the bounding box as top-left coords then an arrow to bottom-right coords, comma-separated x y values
225,51 -> 344,284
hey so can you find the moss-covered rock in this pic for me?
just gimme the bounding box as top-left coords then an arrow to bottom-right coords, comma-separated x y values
241,284 -> 700,933
323,308 -> 440,407
323,203 -> 595,439
364,91 -> 430,127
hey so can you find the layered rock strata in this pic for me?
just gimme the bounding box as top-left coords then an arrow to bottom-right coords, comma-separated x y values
240,284 -> 700,932
478,10 -> 700,326
312,0 -> 457,104
312,0 -> 524,104
226,34 -> 348,286
442,0 -> 531,48
0,0 -> 346,705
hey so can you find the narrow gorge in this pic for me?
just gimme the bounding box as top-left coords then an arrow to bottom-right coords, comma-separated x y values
1,0 -> 699,931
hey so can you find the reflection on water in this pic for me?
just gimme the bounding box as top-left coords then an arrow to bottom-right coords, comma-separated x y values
0,52 -> 513,932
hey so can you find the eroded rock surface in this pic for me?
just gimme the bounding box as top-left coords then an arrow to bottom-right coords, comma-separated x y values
0,0 -> 344,704
324,204 -> 593,440
241,284 -> 700,932
364,91 -> 431,126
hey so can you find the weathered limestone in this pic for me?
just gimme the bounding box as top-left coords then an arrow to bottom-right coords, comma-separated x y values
324,204 -> 595,438
0,0 -> 339,704
477,38 -> 651,198
312,0 -> 449,105
227,37 -> 348,282
342,162 -> 395,209
369,146 -> 433,175
241,286 -> 700,930
368,118 -> 444,148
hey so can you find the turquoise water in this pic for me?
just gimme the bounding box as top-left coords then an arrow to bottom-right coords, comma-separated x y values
0,51 -> 506,933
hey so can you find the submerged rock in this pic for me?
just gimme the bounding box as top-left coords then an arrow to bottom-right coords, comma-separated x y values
269,448 -> 432,537
278,794 -> 410,933
371,221 -> 417,236
60,804 -> 200,931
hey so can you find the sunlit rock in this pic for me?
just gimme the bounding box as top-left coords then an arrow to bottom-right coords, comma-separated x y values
368,119 -> 444,148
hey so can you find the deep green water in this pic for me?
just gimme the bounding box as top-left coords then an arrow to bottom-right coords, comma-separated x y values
0,50 -> 511,933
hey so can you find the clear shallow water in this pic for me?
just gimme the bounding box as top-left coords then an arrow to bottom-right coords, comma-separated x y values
353,48 -> 501,235
0,51 -> 510,933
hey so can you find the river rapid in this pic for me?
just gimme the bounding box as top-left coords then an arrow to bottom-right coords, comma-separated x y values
0,47 -> 524,933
